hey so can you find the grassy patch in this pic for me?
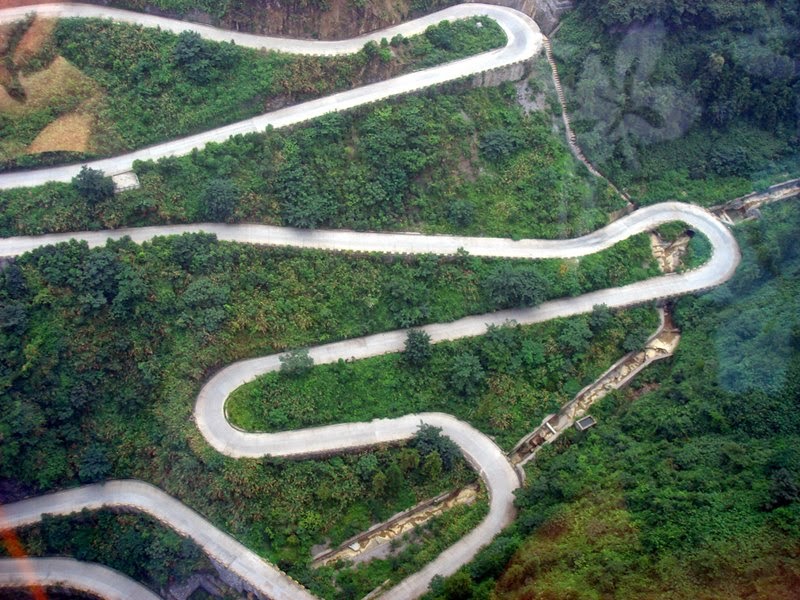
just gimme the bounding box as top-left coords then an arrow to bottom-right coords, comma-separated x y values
228,305 -> 660,450
0,15 -> 505,169
1,81 -> 625,239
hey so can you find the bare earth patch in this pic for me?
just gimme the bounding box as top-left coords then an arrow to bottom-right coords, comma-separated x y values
27,111 -> 92,154
19,55 -> 98,110
0,84 -> 23,114
13,16 -> 55,68
0,22 -> 14,55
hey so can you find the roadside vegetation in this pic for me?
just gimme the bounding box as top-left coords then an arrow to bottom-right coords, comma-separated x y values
5,1 -> 793,597
0,228 -> 659,593
424,200 -> 800,599
0,14 -> 504,169
310,493 -> 489,598
552,0 -> 799,206
229,306 -> 658,450
0,82 -> 625,239
2,433 -> 480,600
107,0 -> 460,38
227,233 -> 661,449
0,511 -> 214,595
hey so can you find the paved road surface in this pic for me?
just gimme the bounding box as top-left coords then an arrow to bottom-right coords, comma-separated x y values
0,201 -> 740,599
0,481 -> 317,599
0,4 -> 743,600
0,3 -> 542,189
0,558 -> 161,600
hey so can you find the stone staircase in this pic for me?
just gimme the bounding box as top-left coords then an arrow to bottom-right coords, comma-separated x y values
541,36 -> 633,206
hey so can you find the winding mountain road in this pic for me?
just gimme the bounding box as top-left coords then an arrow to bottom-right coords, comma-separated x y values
0,203 -> 740,599
0,4 -> 743,600
0,2 -> 542,190
0,558 -> 162,600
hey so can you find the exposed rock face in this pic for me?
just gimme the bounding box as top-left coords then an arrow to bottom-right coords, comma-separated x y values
472,0 -> 573,34
530,0 -> 574,33
0,0 -> 574,37
471,60 -> 528,87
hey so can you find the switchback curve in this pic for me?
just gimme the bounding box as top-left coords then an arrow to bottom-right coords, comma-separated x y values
0,4 -> 743,600
0,202 -> 740,599
0,481 -> 316,599
0,557 -> 161,600
0,2 -> 543,190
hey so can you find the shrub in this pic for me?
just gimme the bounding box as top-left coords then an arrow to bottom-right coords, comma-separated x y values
200,178 -> 238,221
449,352 -> 485,397
483,264 -> 548,309
72,166 -> 115,205
279,348 -> 314,376
405,329 -> 433,367
447,200 -> 476,227
479,128 -> 523,162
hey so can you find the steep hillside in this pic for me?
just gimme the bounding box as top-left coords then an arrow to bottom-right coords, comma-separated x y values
552,0 -> 799,206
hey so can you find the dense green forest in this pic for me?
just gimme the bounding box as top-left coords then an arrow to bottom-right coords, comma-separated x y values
553,0 -> 799,205
0,227 -> 659,596
0,511 -> 212,591
2,443 -> 486,599
229,304 -> 658,451
3,0 -> 798,597
1,82 -> 623,239
0,14 -> 503,169
424,200 -> 800,599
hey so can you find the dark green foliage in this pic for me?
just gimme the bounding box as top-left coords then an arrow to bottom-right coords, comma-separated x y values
0,85 -> 623,240
554,0 -> 800,205
479,128 -> 523,163
0,15 -> 503,171
405,329 -> 433,367
78,444 -> 112,483
449,352 -> 485,397
764,468 -> 800,510
229,306 -> 659,449
72,166 -> 115,206
173,30 -> 238,84
589,303 -> 613,332
0,231 -> 487,593
557,317 -> 592,356
427,201 -> 800,599
411,424 -> 461,471
1,511 -> 210,590
483,264 -> 547,309
279,348 -> 314,376
414,18 -> 506,68
446,200 -> 475,228
621,318 -> 653,352
200,178 -> 238,221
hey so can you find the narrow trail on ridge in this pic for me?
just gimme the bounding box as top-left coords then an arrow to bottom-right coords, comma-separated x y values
0,4 -> 743,600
